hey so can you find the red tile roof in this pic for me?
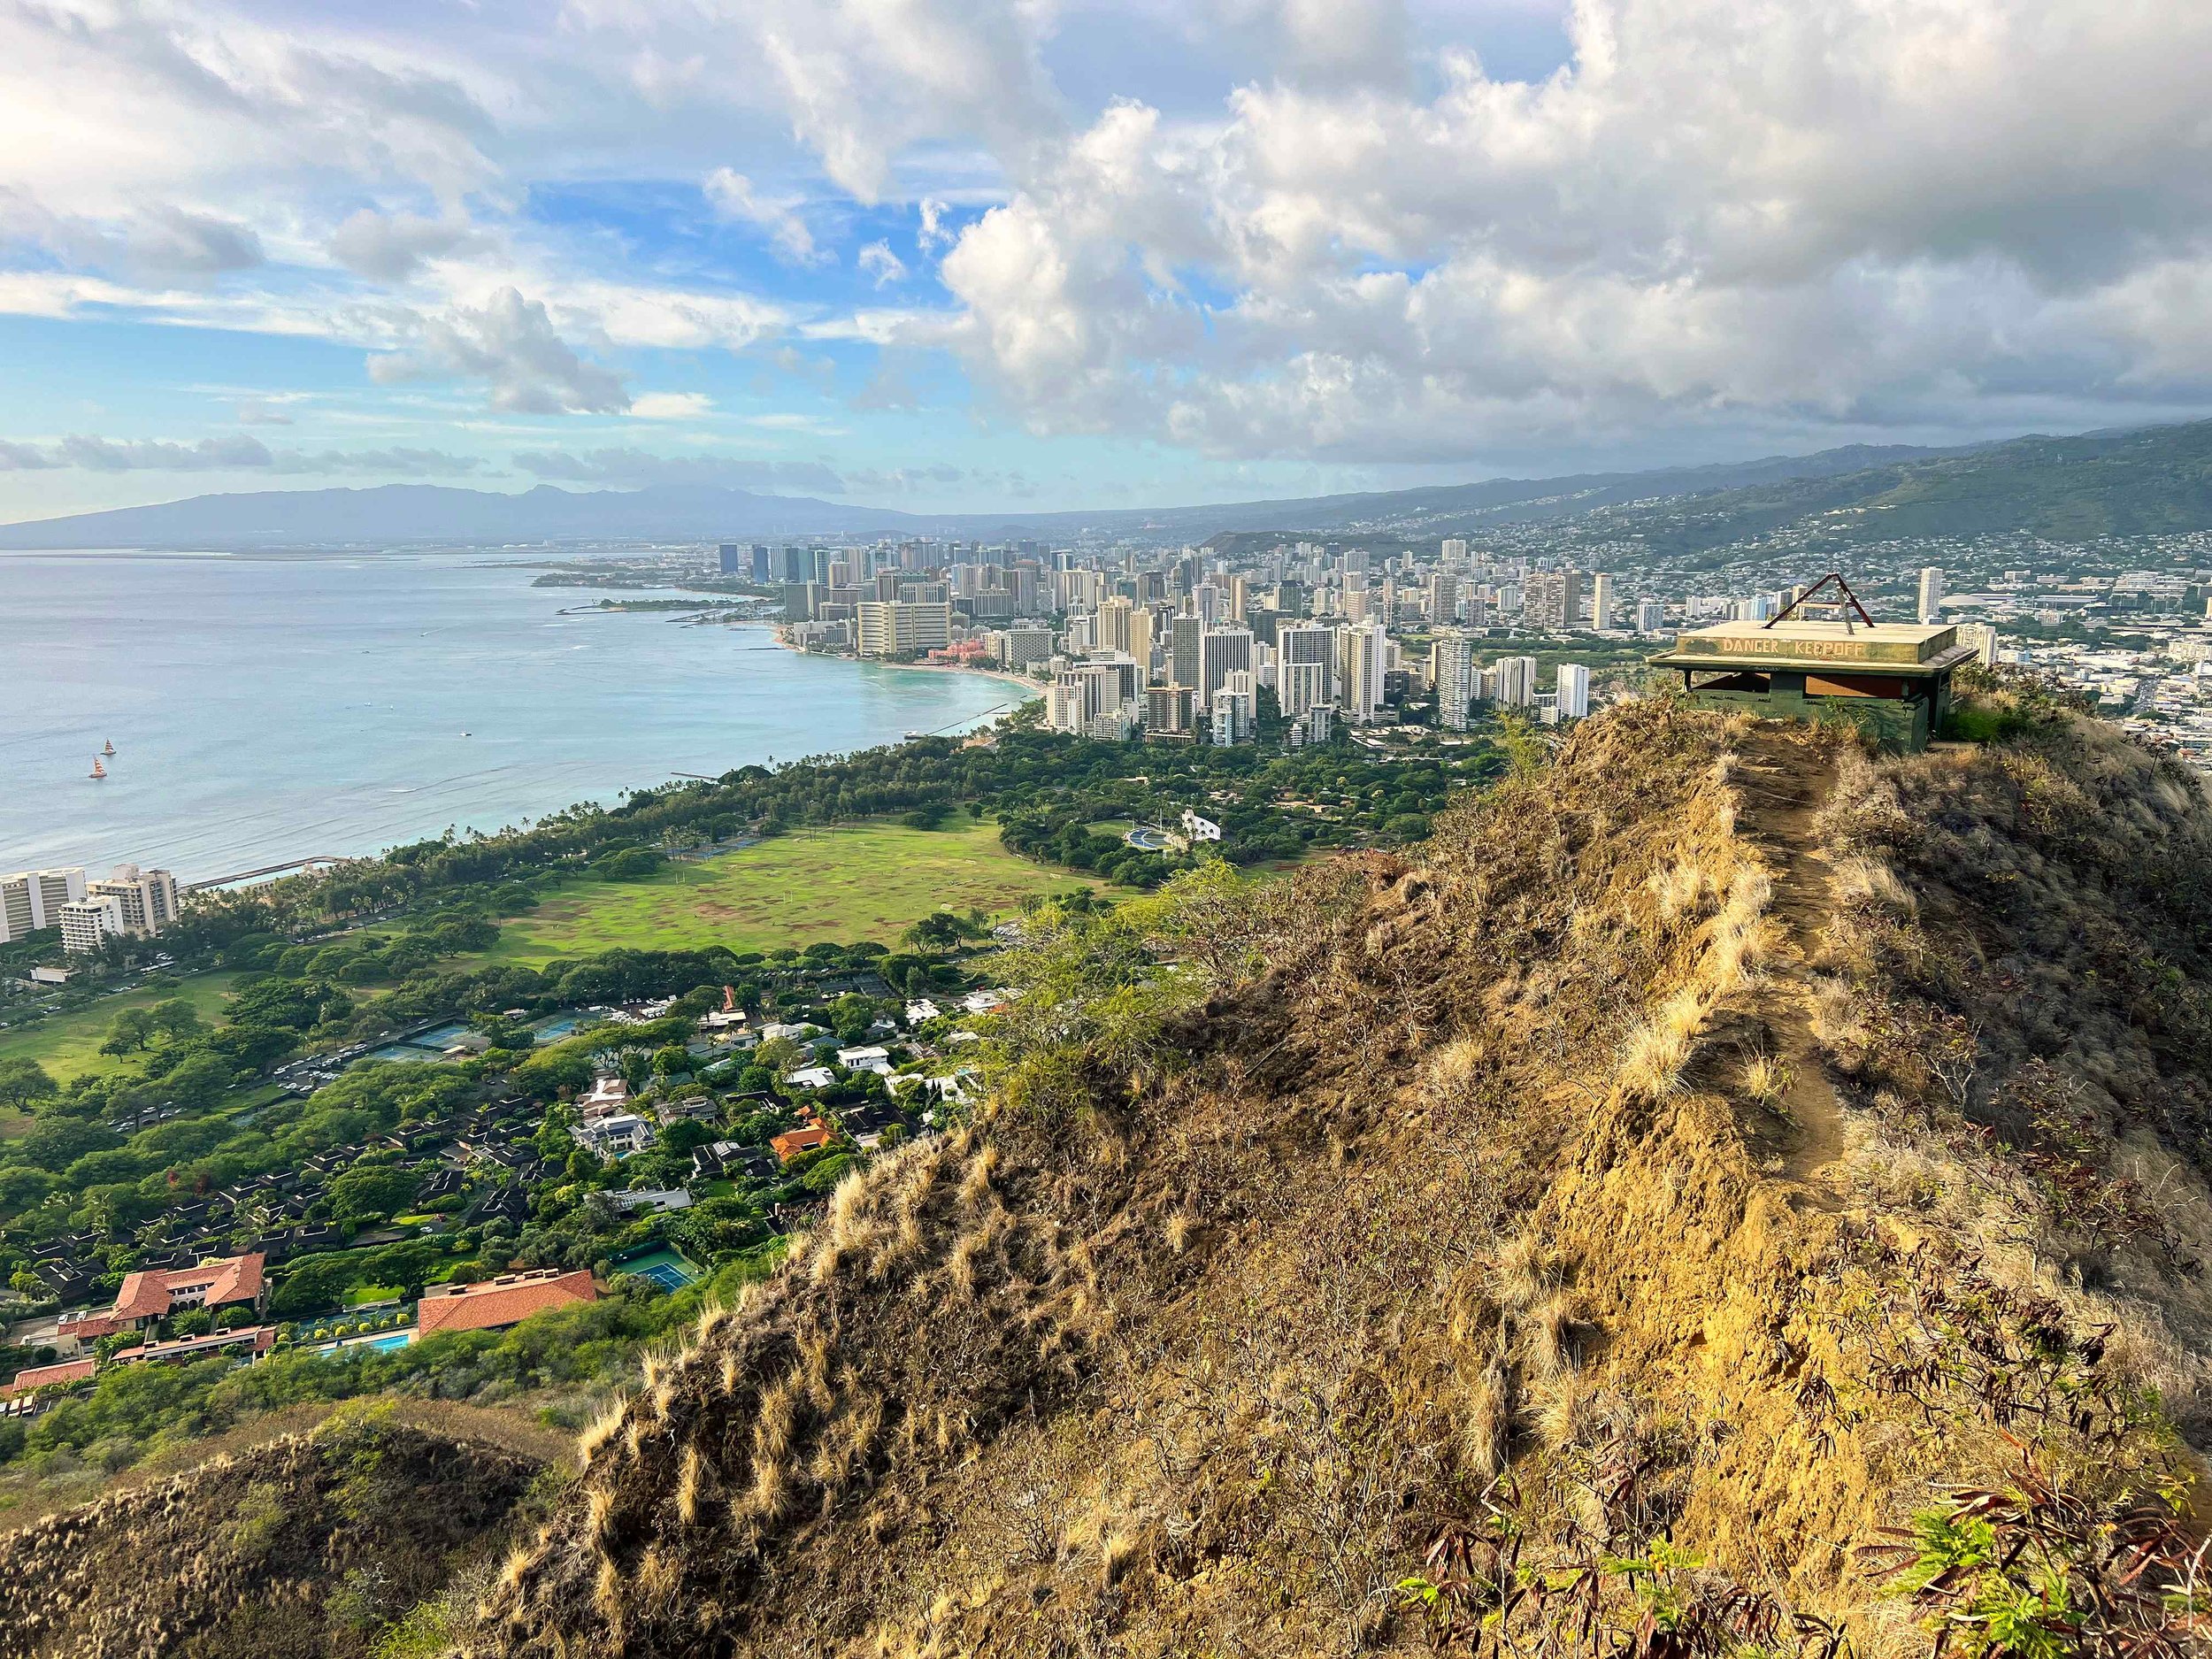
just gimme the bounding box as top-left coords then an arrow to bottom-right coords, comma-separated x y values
106,1325 -> 278,1366
2,1357 -> 96,1397
770,1125 -> 833,1163
415,1269 -> 597,1337
110,1253 -> 266,1321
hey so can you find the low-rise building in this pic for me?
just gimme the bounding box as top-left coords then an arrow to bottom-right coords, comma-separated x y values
770,1125 -> 835,1164
415,1269 -> 598,1337
571,1112 -> 651,1157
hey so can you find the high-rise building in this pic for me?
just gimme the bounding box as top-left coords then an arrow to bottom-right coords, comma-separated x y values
1917,566 -> 1946,624
1494,655 -> 1539,707
1145,684 -> 1195,740
0,866 -> 87,942
749,545 -> 772,582
1589,574 -> 1615,630
1556,664 -> 1592,718
718,543 -> 741,575
855,601 -> 953,658
1278,625 -> 1336,715
1211,670 -> 1257,744
1170,614 -> 1204,701
1425,572 -> 1459,626
1635,597 -> 1666,634
1000,626 -> 1056,670
1525,571 -> 1587,633
1340,622 -> 1388,723
1957,622 -> 2000,666
87,864 -> 179,936
1432,631 -> 1476,731
60,894 -> 126,956
1198,625 -> 1254,712
1440,538 -> 1469,567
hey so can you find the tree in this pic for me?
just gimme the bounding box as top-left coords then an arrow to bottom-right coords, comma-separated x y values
650,1045 -> 689,1078
148,999 -> 204,1041
328,1164 -> 417,1225
99,1009 -> 157,1056
0,1057 -> 58,1110
163,1053 -> 236,1112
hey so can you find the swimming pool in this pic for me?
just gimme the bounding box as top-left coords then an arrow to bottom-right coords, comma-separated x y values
316,1328 -> 418,1357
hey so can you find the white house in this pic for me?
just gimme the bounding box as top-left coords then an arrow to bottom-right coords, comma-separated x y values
959,987 -> 1017,1016
572,1112 -> 651,1157
835,1045 -> 895,1075
787,1065 -> 836,1090
609,1188 -> 694,1216
904,998 -> 941,1023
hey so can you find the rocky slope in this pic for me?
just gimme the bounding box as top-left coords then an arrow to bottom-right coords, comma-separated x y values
0,1404 -> 549,1659
453,693 -> 2212,1657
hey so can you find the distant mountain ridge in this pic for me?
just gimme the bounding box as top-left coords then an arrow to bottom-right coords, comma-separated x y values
0,442 -> 1963,550
4,418 -> 2210,549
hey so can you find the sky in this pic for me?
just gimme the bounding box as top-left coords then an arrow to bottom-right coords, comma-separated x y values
4,0 -> 2212,522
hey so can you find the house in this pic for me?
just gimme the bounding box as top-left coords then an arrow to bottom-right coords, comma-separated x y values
608,1188 -> 694,1216
786,1064 -> 836,1090
109,1325 -> 278,1368
904,998 -> 941,1023
699,1006 -> 747,1031
770,1125 -> 835,1164
59,1253 -> 270,1347
2,1357 -> 95,1399
415,1269 -> 597,1337
837,1101 -> 904,1150
571,1112 -> 651,1158
758,1021 -> 822,1042
958,987 -> 1017,1016
834,1045 -> 895,1075
653,1096 -> 722,1125
693,1141 -> 777,1182
578,1075 -> 630,1116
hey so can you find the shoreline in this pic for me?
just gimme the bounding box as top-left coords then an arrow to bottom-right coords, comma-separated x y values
771,630 -> 1041,700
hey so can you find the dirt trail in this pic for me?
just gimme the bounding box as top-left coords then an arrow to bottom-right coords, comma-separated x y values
1730,728 -> 1850,1194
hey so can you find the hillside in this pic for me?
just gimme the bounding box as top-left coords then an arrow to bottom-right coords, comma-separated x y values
14,694 -> 2212,1657
433,694 -> 2212,1657
0,1404 -> 552,1658
1594,419 -> 2212,558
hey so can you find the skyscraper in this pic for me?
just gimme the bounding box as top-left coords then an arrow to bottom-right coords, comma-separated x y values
1525,571 -> 1587,632
718,543 -> 741,575
1277,624 -> 1336,715
1556,663 -> 1591,718
1432,630 -> 1475,731
1494,655 -> 1539,707
1171,614 -> 1204,699
1340,622 -> 1388,722
1199,625 -> 1255,712
1425,572 -> 1460,626
1589,574 -> 1615,630
1918,566 -> 1946,624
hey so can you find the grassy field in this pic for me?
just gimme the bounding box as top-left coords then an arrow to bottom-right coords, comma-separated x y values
483,818 -> 1101,965
0,970 -> 241,1097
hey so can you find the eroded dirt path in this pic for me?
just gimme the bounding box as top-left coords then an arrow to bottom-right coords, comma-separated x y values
1730,728 -> 1850,1194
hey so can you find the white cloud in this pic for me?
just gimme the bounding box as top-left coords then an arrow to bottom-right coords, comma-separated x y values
329,209 -> 483,281
369,287 -> 630,414
629,391 -> 716,419
703,168 -> 823,265
857,240 -> 907,286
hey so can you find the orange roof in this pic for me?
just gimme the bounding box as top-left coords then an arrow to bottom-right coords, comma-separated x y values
770,1125 -> 833,1163
111,1253 -> 266,1321
3,1357 -> 96,1397
415,1269 -> 597,1337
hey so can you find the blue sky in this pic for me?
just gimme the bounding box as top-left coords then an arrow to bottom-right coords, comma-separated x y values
3,0 -> 2210,524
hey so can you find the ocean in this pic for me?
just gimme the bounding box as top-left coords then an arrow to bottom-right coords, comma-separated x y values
0,550 -> 1018,882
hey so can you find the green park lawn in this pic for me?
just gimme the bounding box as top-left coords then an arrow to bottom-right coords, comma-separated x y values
483,818 -> 1101,965
0,971 -> 241,1110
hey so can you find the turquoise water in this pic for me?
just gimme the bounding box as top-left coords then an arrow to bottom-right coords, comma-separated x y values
0,549 -> 1015,880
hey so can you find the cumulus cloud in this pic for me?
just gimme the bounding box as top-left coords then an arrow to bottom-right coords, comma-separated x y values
511,446 -> 844,493
369,288 -> 630,414
0,434 -> 480,475
0,188 -> 262,280
703,168 -> 824,265
329,209 -> 483,281
911,0 -> 2212,459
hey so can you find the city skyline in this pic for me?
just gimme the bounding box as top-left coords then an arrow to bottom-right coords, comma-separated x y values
5,0 -> 2212,524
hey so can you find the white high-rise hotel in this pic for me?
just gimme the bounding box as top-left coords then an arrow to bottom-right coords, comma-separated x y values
0,867 -> 87,944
